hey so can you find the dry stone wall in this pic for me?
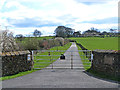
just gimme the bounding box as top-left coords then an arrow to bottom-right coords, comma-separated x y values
91,50 -> 120,77
0,50 -> 33,76
76,41 -> 120,78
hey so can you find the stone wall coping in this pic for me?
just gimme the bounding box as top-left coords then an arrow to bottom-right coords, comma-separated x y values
93,49 -> 120,54
0,50 -> 30,56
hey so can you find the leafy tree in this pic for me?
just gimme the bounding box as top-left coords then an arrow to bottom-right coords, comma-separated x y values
33,29 -> 42,37
110,29 -> 114,32
83,28 -> 100,34
109,29 -> 117,37
82,27 -> 100,37
73,31 -> 81,37
54,26 -> 74,38
101,31 -> 108,37
15,34 -> 24,38
15,34 -> 24,41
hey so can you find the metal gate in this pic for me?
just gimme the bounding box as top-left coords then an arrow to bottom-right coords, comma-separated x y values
32,50 -> 93,70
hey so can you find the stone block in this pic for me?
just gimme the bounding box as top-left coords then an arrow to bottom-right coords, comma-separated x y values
104,55 -> 113,65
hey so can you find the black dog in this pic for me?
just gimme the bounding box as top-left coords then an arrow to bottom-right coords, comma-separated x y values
60,54 -> 65,59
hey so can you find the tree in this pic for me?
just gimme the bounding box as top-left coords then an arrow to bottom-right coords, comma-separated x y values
83,28 -> 99,34
101,31 -> 108,37
110,29 -> 114,32
109,28 -> 117,37
15,34 -> 24,38
73,31 -> 81,37
83,27 -> 100,37
54,26 -> 74,38
0,30 -> 20,52
15,34 -> 24,41
33,29 -> 42,37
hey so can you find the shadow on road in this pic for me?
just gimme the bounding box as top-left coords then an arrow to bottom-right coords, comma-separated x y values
83,71 -> 120,84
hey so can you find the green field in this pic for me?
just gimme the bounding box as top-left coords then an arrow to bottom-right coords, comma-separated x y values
69,37 -> 119,50
16,36 -> 54,42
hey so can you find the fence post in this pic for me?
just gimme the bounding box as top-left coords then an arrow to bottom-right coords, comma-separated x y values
31,51 -> 34,69
71,52 -> 73,69
91,51 -> 93,66
49,52 -> 53,69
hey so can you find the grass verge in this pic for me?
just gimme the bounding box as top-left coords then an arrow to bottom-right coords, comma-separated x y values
76,44 -> 91,70
1,70 -> 38,81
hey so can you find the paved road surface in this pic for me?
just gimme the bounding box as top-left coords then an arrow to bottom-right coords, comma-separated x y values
2,43 -> 119,88
47,42 -> 84,69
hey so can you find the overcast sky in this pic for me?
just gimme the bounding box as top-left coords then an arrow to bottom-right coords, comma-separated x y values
0,0 -> 119,36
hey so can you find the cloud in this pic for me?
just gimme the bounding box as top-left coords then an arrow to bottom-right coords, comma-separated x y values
81,17 -> 118,24
2,0 -> 118,20
0,0 -> 118,35
7,17 -> 62,28
5,1 -> 24,9
75,0 -> 119,3
0,0 -> 6,10
9,26 -> 57,36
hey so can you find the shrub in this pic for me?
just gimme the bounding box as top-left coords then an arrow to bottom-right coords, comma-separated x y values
16,37 -> 70,51
20,38 -> 41,50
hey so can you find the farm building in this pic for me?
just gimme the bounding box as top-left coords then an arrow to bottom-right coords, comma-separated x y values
83,31 -> 100,37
